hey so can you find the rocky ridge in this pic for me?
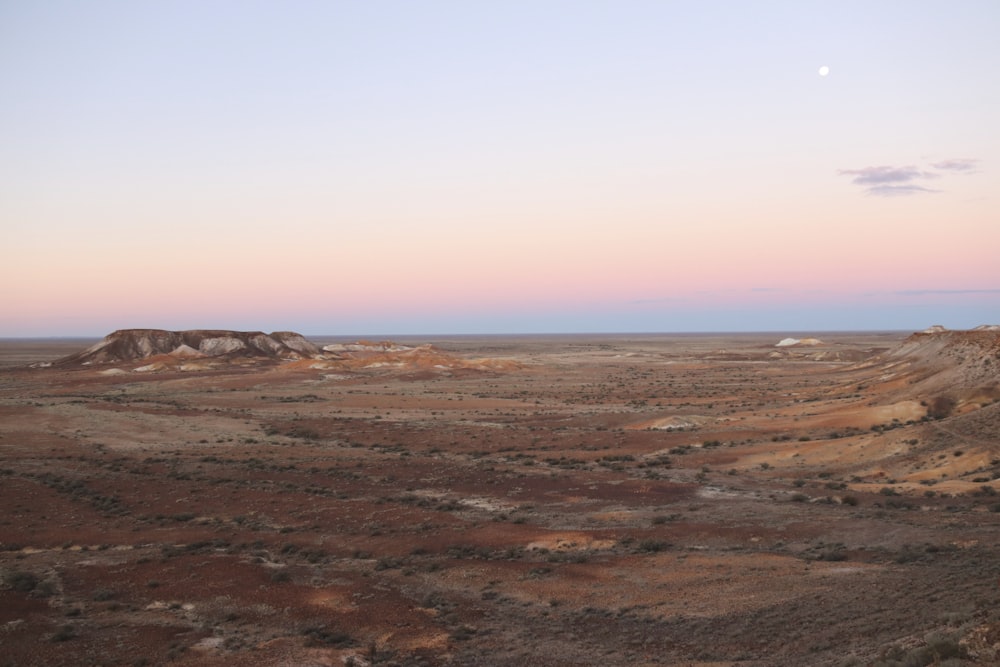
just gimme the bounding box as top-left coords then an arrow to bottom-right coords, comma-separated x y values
49,329 -> 321,367
44,330 -> 519,375
877,325 -> 1000,414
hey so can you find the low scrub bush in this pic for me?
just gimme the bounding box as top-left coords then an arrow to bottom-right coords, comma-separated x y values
3,570 -> 39,592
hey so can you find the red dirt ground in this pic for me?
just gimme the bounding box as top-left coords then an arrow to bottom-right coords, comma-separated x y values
2,332 -> 999,666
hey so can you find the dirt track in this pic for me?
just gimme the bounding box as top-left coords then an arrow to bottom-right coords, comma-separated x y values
2,332 -> 999,666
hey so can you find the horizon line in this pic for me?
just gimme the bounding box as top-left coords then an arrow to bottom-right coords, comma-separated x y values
0,327 -> 933,341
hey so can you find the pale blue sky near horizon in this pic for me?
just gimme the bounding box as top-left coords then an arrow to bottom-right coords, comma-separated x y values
1,1 -> 998,336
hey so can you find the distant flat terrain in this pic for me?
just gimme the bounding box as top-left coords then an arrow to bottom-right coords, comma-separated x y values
0,338 -> 100,368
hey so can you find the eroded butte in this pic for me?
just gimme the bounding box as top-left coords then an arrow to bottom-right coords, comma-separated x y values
1,328 -> 999,666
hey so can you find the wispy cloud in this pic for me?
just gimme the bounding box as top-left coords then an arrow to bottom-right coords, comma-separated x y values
867,184 -> 938,197
895,288 -> 1000,296
839,158 -> 980,196
839,165 -> 935,186
838,165 -> 938,196
930,158 -> 979,173
629,296 -> 685,305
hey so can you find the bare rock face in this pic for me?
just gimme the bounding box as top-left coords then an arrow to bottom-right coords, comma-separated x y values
879,326 -> 1000,413
54,329 -> 321,366
889,326 -> 1000,372
271,331 -> 323,356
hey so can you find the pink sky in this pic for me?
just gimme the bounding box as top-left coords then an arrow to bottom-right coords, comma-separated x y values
2,3 -> 998,336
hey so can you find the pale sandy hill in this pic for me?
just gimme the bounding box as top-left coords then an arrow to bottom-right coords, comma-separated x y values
768,336 -> 872,362
168,344 -> 203,358
288,340 -> 521,374
775,337 -> 823,347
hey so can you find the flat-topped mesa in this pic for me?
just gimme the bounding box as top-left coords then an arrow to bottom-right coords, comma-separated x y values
53,329 -> 321,366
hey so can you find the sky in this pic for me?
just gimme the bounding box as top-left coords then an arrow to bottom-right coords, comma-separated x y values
2,1 -> 998,336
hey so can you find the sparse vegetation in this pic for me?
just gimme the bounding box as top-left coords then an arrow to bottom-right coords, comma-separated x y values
2,329 -> 998,666
301,625 -> 354,648
873,631 -> 966,666
3,569 -> 39,592
926,395 -> 956,420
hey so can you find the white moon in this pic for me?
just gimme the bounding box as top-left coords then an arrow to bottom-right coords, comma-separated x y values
818,65 -> 830,77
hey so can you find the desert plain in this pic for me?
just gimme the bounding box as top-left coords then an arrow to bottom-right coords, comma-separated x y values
1,329 -> 999,666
